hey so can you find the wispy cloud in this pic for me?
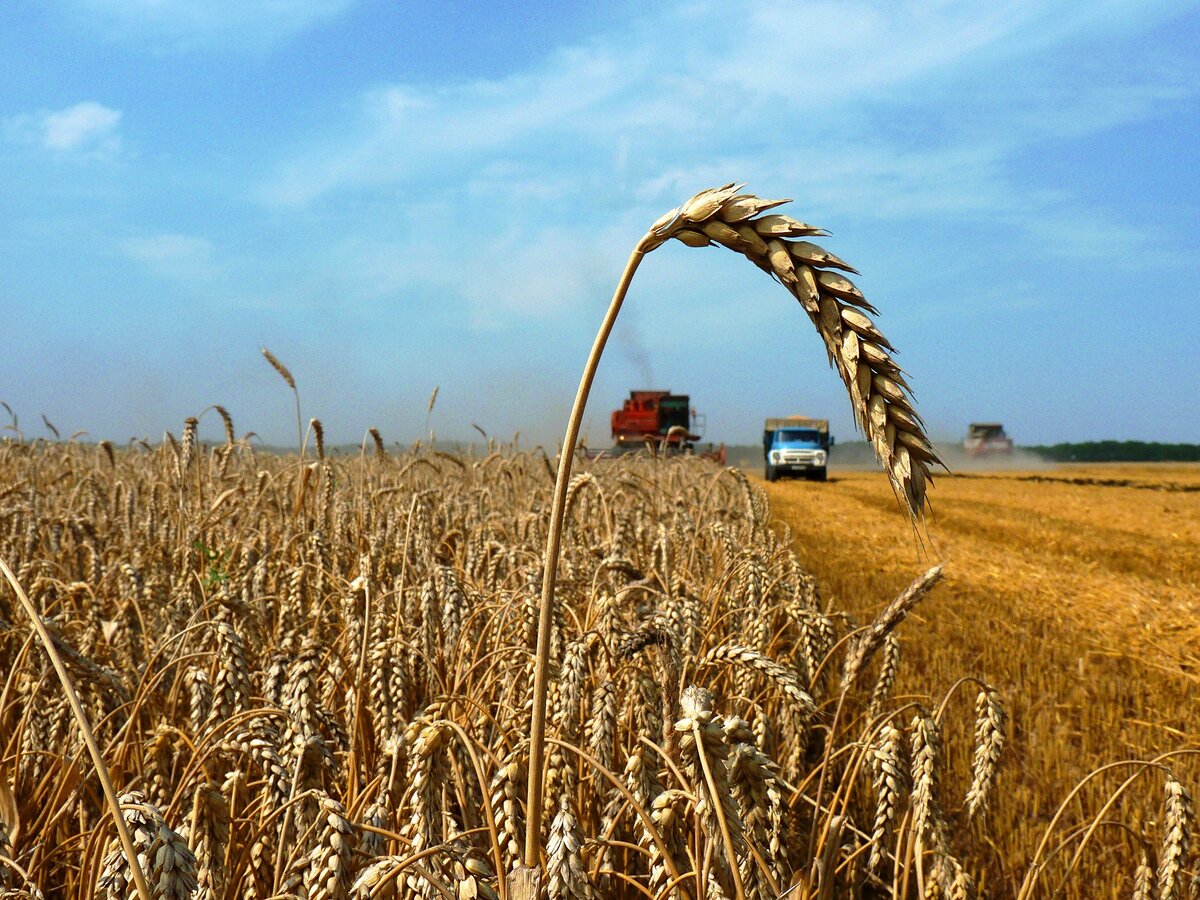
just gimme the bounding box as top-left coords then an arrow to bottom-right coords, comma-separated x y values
263,1 -> 1193,208
66,0 -> 358,51
122,234 -> 216,281
4,101 -> 123,158
258,0 -> 1196,328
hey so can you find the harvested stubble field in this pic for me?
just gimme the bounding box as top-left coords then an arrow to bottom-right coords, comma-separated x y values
765,462 -> 1200,897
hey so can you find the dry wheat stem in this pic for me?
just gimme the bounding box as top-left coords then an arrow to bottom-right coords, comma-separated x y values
523,183 -> 935,888
521,245 -> 646,876
261,346 -> 303,455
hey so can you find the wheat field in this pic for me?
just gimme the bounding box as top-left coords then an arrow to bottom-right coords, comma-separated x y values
1,435 -> 1192,899
0,434 -> 1019,900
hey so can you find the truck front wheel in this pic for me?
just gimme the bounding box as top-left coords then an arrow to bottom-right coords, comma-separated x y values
812,467 -> 827,482
765,464 -> 778,482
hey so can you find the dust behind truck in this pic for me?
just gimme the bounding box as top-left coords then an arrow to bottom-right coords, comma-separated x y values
763,416 -> 833,482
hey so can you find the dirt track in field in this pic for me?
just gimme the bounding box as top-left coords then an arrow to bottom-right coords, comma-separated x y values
762,463 -> 1200,896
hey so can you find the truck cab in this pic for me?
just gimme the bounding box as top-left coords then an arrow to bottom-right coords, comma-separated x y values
763,417 -> 833,482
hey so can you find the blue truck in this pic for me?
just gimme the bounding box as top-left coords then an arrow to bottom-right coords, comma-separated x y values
763,416 -> 833,482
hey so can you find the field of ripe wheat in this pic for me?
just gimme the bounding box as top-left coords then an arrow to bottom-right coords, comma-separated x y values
766,462 -> 1200,897
0,433 -> 1004,900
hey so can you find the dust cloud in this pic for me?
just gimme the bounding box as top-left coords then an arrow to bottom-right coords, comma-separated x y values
823,438 -> 1053,473
931,443 -> 1053,473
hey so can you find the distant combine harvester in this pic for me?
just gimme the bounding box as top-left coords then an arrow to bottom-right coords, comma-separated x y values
602,389 -> 725,463
964,422 -> 1014,457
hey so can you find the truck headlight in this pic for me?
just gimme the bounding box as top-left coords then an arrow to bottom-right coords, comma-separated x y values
770,451 -> 781,463
815,451 -> 826,465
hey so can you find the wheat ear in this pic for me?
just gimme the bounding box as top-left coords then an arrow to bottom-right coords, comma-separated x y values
869,721 -> 907,873
842,565 -> 943,690
964,689 -> 1006,821
1157,775 -> 1192,900
643,184 -> 941,515
261,346 -> 303,455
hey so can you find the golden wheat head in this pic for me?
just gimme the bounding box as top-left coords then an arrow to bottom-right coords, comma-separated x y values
640,183 -> 941,517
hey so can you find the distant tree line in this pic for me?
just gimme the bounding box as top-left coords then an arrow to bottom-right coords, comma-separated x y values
1025,441 -> 1200,462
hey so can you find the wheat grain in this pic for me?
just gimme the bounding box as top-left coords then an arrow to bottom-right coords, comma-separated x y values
699,644 -> 815,715
842,565 -> 943,690
189,781 -> 230,900
868,634 -> 901,718
260,347 -> 296,390
97,792 -> 197,900
910,712 -> 948,855
1133,851 -> 1153,900
547,793 -> 595,900
675,686 -> 745,897
303,794 -> 356,900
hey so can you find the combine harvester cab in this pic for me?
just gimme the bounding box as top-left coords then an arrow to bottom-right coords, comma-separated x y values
763,416 -> 833,482
963,422 -> 1014,457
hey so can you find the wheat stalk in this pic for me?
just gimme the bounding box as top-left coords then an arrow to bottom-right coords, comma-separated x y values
520,183 -> 938,890
261,346 -> 303,455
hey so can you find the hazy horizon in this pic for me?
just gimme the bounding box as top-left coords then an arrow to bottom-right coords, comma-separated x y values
4,1 -> 1199,449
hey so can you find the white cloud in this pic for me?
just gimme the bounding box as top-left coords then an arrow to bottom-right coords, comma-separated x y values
262,0 -> 1194,217
68,0 -> 357,50
122,234 -> 216,281
43,102 -> 122,151
3,101 -> 123,157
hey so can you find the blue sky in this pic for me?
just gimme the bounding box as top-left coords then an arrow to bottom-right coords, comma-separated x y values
3,1 -> 1198,449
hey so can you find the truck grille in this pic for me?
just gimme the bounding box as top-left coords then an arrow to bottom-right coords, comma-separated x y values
780,450 -> 819,464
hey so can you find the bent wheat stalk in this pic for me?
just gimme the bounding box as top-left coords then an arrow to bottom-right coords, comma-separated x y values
517,184 -> 939,890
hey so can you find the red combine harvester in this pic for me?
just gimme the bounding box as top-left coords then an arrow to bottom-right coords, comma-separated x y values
608,390 -> 725,463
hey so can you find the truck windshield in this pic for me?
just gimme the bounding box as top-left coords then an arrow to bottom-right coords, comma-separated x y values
777,429 -> 821,444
